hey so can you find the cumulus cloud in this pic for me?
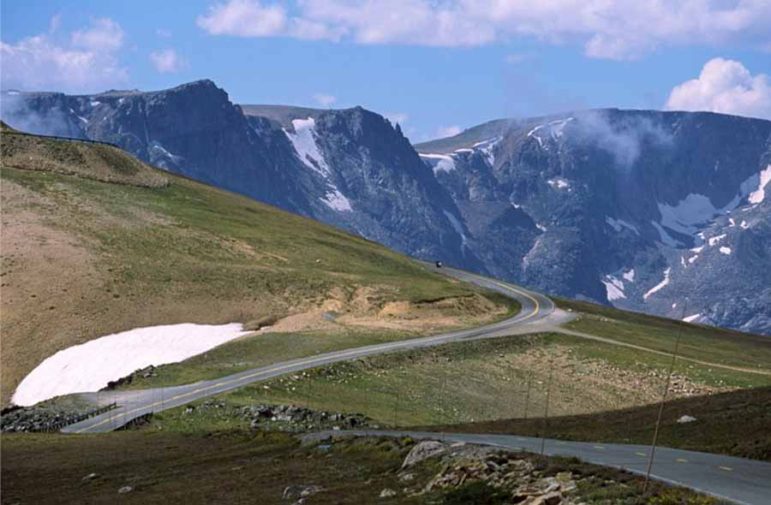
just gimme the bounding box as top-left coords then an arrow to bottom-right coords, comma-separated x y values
436,125 -> 462,138
665,58 -> 771,120
313,93 -> 336,107
0,17 -> 127,92
196,0 -> 771,59
149,48 -> 187,73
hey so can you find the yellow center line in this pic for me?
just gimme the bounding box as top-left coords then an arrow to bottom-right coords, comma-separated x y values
676,458 -> 688,463
719,466 -> 733,472
635,452 -> 647,457
76,275 -> 542,433
593,445 -> 605,450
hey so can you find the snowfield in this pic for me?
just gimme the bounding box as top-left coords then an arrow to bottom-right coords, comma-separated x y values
12,323 -> 250,407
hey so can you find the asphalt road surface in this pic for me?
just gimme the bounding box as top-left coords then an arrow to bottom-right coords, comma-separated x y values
309,430 -> 771,505
63,266 -> 565,434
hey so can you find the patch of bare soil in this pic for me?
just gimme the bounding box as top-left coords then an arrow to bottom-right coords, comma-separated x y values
258,290 -> 508,335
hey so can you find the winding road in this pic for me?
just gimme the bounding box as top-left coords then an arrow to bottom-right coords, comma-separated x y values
308,430 -> 771,505
63,266 -> 566,434
59,266 -> 771,504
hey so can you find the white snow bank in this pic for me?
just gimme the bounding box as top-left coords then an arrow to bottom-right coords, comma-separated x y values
420,153 -> 456,174
12,323 -> 250,406
527,118 -> 574,149
602,275 -> 626,301
719,246 -> 732,255
748,164 -> 771,204
708,234 -> 727,246
683,314 -> 702,323
643,268 -> 671,300
547,177 -> 570,190
321,187 -> 352,212
622,269 -> 635,282
284,117 -> 330,176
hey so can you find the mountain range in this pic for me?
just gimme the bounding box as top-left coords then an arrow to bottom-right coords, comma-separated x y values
2,80 -> 769,335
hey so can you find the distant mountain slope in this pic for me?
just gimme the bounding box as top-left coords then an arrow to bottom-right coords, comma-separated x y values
1,82 -> 472,268
418,109 -> 771,334
3,83 -> 770,334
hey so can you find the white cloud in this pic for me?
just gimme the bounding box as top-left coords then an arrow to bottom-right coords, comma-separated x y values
156,28 -> 173,38
71,18 -> 124,51
665,58 -> 771,120
197,0 -> 288,37
0,17 -> 128,92
504,53 -> 530,64
149,48 -> 187,73
196,0 -> 771,59
436,125 -> 462,138
313,93 -> 336,107
385,112 -> 409,125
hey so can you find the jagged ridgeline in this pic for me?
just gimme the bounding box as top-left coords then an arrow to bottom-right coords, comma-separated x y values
2,83 -> 770,334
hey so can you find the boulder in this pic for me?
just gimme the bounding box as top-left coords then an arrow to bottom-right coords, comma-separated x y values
402,440 -> 447,468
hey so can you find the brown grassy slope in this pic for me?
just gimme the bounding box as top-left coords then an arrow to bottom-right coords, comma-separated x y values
435,386 -> 771,461
0,134 -> 506,405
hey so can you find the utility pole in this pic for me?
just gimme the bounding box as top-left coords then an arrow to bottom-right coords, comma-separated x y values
540,368 -> 553,456
643,300 -> 686,494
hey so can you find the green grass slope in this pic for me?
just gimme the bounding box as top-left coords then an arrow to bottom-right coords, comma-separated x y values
0,132 -> 507,405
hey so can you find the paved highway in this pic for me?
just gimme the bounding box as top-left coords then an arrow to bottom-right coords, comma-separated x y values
63,266 -> 566,434
308,430 -> 771,505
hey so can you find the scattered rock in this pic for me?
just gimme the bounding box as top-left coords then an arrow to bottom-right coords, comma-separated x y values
242,404 -> 369,432
379,488 -> 397,498
117,485 -> 133,494
82,472 -> 99,482
402,440 -> 447,468
282,484 -> 323,501
677,414 -> 697,424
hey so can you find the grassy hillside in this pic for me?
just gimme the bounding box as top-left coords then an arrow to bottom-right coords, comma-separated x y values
144,296 -> 770,458
438,386 -> 771,461
2,431 -> 711,504
0,132 -> 508,405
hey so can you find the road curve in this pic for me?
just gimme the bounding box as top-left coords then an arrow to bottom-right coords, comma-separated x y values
308,430 -> 771,505
63,266 -> 563,434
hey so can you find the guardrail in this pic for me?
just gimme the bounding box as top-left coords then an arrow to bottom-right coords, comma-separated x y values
42,402 -> 118,433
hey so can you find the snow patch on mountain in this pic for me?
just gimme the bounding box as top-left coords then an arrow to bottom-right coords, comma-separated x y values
643,268 -> 671,300
719,246 -> 732,255
472,137 -> 501,165
420,153 -> 456,174
321,187 -> 352,212
547,177 -> 570,190
748,164 -> 771,204
527,117 -> 574,149
708,234 -> 727,246
683,313 -> 702,323
285,117 -> 330,176
622,269 -> 635,282
602,275 -> 626,301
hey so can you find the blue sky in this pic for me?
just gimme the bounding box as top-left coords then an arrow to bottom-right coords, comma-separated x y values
2,0 -> 770,141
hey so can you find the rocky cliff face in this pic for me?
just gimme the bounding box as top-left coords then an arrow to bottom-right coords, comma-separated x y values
418,109 -> 771,334
3,83 -> 769,334
0,81 -> 471,268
